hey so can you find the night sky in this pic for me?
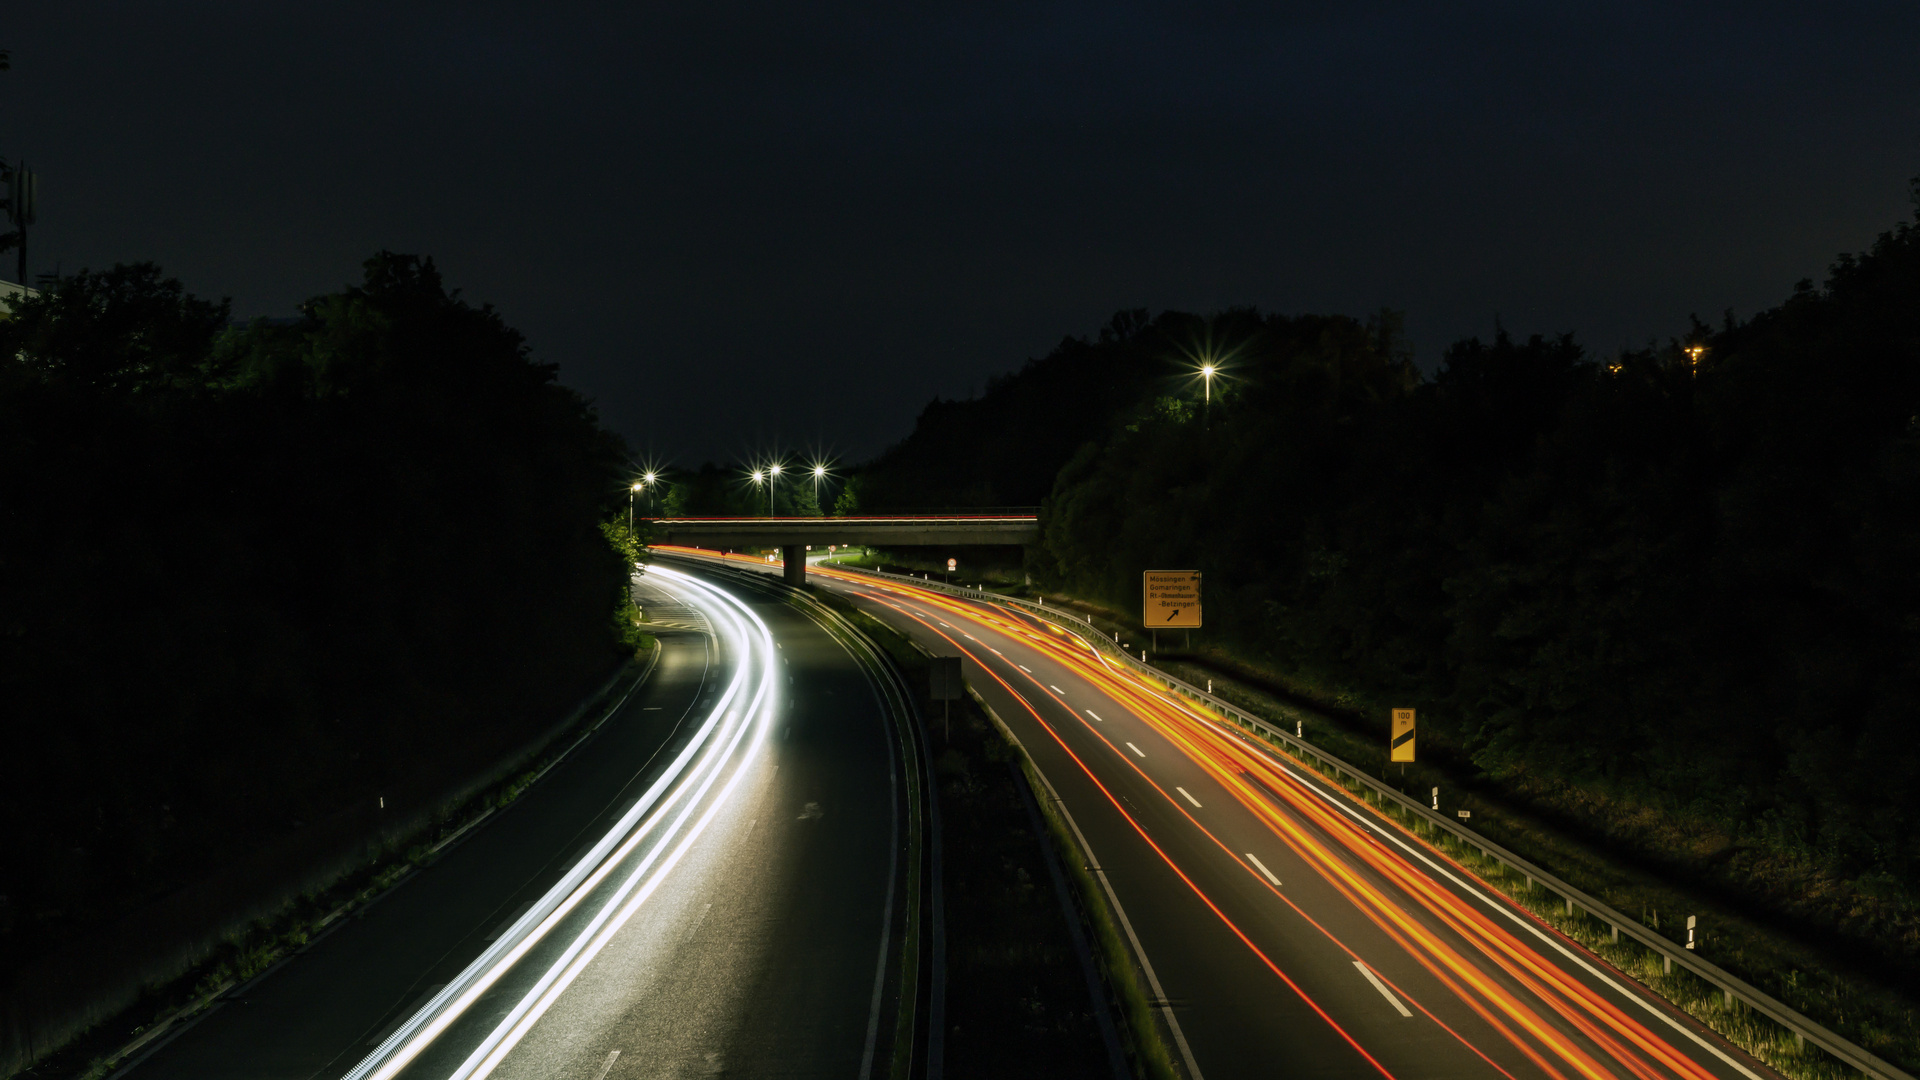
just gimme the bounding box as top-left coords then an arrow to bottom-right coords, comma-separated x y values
7,4 -> 1918,465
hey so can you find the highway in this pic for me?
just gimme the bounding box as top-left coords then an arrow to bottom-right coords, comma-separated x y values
123,565 -> 918,1080
677,548 -> 1784,1080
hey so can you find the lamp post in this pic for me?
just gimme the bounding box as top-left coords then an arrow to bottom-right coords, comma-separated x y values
750,470 -> 765,516
768,463 -> 782,516
642,472 -> 658,514
811,464 -> 826,515
1201,363 -> 1216,427
629,481 -> 643,533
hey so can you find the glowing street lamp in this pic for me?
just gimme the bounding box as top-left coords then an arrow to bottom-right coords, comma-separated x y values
767,463 -> 783,516
811,464 -> 828,515
629,481 -> 643,533
1200,362 -> 1217,427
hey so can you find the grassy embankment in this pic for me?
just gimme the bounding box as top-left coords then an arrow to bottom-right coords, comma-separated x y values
30,645 -> 656,1080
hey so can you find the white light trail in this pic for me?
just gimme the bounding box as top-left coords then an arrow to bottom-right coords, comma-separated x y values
341,566 -> 777,1080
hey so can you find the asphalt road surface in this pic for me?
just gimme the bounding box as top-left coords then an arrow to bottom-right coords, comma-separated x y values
692,549 -> 1784,1080
124,565 -> 906,1080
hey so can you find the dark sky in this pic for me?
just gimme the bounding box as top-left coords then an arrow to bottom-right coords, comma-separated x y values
8,4 -> 1919,465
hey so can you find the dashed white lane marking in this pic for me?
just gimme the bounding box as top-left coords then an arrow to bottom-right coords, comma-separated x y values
1176,787 -> 1202,808
683,902 -> 713,942
593,1049 -> 622,1080
1049,684 -> 1065,694
1246,853 -> 1282,888
1086,710 -> 1104,722
1019,665 -> 1033,673
1126,742 -> 1145,758
963,633 -> 978,640
990,648 -> 1002,655
1354,961 -> 1413,1017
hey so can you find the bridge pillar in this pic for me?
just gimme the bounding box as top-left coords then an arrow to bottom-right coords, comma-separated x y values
782,544 -> 806,587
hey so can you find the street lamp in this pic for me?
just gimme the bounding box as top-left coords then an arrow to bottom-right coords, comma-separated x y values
768,463 -> 782,516
1200,363 -> 1217,427
629,481 -> 643,534
642,472 -> 658,514
811,464 -> 827,515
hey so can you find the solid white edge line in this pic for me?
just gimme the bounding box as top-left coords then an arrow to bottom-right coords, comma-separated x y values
452,573 -> 777,1080
1353,961 -> 1413,1018
1253,734 -> 1768,1080
961,598 -> 1759,1080
345,568 -> 767,1080
1176,786 -> 1202,809
1245,853 -> 1281,888
346,571 -> 748,1080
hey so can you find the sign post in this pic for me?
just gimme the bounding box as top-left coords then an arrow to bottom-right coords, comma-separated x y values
929,655 -> 963,739
1390,708 -> 1416,763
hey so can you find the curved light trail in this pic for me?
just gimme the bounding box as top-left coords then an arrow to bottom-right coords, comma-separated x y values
341,565 -> 777,1080
662,547 -> 1763,1080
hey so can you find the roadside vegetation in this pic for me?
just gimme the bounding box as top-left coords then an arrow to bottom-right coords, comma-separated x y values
846,182 -> 1920,1074
0,255 -> 642,1075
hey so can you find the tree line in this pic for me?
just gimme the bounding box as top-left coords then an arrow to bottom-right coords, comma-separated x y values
856,184 -> 1920,908
0,255 -> 637,995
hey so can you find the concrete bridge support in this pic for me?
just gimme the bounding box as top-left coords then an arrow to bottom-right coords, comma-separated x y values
783,544 -> 806,587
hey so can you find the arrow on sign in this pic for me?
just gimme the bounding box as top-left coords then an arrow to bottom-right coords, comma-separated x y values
1166,609 -> 1181,622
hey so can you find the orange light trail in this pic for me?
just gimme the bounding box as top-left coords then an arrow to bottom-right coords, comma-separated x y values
660,549 -> 1743,1080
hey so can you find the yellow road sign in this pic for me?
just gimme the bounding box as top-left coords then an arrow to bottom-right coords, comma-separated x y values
1390,708 -> 1416,762
1143,571 -> 1202,628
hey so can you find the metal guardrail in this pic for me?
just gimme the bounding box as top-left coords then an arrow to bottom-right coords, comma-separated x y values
829,561 -> 1913,1080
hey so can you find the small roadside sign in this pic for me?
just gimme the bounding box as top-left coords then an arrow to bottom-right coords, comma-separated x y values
947,558 -> 957,571
1143,571 -> 1202,628
1390,708 -> 1416,762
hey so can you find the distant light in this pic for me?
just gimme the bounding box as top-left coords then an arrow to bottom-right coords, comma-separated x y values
1201,364 -> 1216,377
631,482 -> 643,491
644,472 -> 657,484
813,465 -> 826,477
751,471 -> 764,483
770,464 -> 783,476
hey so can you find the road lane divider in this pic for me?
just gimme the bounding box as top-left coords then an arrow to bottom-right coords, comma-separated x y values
1354,963 -> 1414,1018
1245,855 -> 1281,888
1176,787 -> 1202,808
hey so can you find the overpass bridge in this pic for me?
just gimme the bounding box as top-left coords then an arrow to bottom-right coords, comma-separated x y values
645,514 -> 1040,585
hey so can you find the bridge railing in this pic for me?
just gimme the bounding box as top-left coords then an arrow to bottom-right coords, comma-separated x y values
823,561 -> 1912,1080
